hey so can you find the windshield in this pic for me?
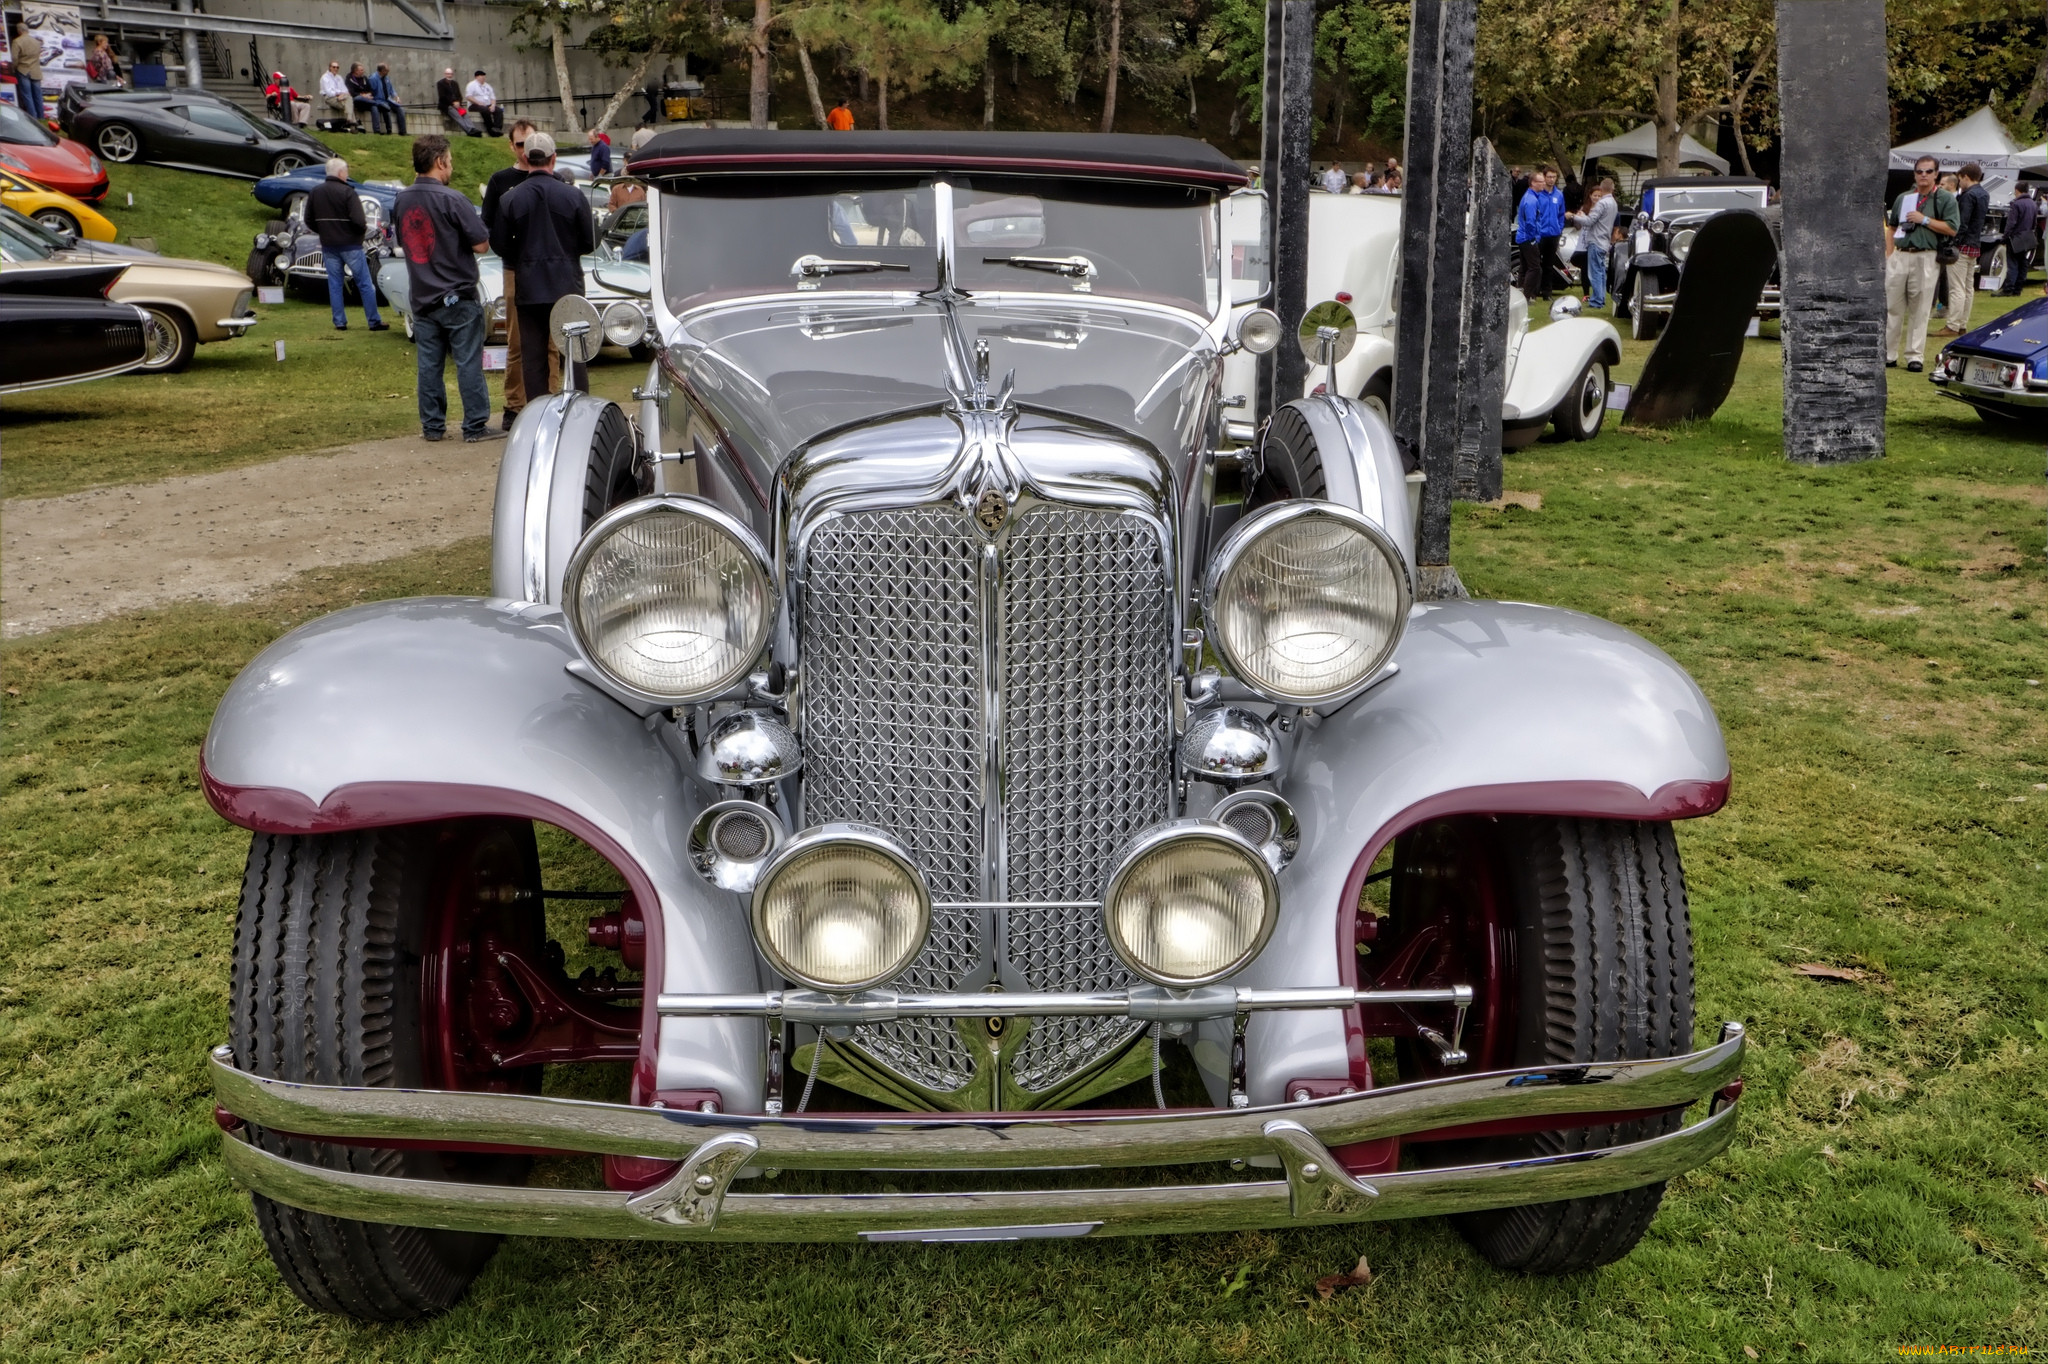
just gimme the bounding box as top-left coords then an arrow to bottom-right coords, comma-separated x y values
0,101 -> 59,147
661,175 -> 1219,315
0,207 -> 59,259
1652,186 -> 1766,215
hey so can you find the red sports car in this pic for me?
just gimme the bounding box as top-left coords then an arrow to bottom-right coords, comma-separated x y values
0,101 -> 107,203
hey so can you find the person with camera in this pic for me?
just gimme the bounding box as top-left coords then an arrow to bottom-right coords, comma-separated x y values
1885,155 -> 1958,372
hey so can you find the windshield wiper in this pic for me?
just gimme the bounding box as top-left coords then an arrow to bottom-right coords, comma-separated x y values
982,254 -> 1096,280
790,254 -> 912,289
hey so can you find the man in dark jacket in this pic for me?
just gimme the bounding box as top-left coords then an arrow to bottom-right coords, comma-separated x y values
481,120 -> 552,427
2001,187 -> 2040,295
435,67 -> 478,136
490,131 -> 596,404
395,134 -> 499,442
1945,162 -> 1991,333
307,157 -> 386,331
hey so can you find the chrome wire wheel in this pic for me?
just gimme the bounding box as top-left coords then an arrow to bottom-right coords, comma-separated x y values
96,123 -> 140,162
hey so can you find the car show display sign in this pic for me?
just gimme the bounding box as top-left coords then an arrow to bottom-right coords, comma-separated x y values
20,3 -> 84,103
1775,0 -> 1888,463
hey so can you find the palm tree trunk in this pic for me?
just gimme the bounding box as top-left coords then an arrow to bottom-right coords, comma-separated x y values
1099,0 -> 1121,133
552,24 -> 582,136
795,41 -> 827,129
749,0 -> 772,128
591,48 -> 659,135
984,42 -> 997,128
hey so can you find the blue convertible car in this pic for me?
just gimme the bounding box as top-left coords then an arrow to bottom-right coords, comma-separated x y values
1931,298 -> 2048,423
252,166 -> 400,220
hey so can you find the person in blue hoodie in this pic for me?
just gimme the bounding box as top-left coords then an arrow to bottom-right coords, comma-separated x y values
1514,166 -> 1565,299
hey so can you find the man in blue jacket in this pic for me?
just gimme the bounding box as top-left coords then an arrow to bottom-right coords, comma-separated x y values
491,131 -> 596,402
367,63 -> 406,135
1514,166 -> 1564,298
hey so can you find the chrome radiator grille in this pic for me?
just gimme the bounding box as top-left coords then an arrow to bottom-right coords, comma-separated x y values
798,501 -> 1175,1100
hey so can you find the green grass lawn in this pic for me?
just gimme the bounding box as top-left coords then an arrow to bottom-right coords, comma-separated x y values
2,329 -> 2044,1358
0,139 -> 645,502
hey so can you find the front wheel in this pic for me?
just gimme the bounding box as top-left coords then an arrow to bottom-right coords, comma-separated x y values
230,821 -> 546,1319
1554,358 -> 1608,440
1377,816 -> 1695,1274
1630,303 -> 1666,342
33,207 -> 81,244
138,306 -> 196,373
271,152 -> 308,175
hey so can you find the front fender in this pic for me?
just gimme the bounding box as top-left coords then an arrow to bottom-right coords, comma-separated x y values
200,596 -> 762,1108
1503,316 -> 1622,421
1223,599 -> 1728,1104
490,391 -> 627,604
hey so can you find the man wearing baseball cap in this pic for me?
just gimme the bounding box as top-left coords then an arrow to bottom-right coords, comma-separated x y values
490,130 -> 596,402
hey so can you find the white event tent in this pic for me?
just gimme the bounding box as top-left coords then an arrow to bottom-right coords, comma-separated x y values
1890,106 -> 2047,204
1583,122 -> 1730,176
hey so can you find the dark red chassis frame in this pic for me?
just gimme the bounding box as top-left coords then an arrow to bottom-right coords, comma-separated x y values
202,762 -> 1729,1182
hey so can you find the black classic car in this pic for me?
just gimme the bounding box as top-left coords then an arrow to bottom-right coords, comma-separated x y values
1613,177 -> 1779,340
64,88 -> 329,179
0,261 -> 150,393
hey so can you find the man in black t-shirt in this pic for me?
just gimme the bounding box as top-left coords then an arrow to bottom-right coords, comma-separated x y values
394,135 -> 502,442
481,119 -> 553,427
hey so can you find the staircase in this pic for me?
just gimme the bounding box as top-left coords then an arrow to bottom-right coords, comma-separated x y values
197,35 -> 274,122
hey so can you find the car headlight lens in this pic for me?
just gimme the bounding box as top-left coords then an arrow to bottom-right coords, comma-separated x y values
1651,219 -> 1667,235
359,194 -> 384,235
90,155 -> 103,174
563,496 -> 775,704
491,295 -> 507,321
1102,821 -> 1279,987
602,299 -> 646,348
1203,500 -> 1411,706
1670,227 -> 1695,263
751,824 -> 930,992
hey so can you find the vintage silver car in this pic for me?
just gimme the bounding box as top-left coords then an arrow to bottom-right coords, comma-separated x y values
201,131 -> 1743,1321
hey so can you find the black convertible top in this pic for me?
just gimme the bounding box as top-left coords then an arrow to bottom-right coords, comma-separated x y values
629,130 -> 1249,191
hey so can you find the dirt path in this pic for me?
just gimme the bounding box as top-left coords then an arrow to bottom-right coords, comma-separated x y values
3,433 -> 505,638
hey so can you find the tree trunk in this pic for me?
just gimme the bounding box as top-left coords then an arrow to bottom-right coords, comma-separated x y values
1010,48 -> 1019,87
552,24 -> 582,136
591,48 -> 659,136
749,0 -> 772,128
984,42 -> 997,128
877,65 -> 889,130
1654,1 -> 1681,176
1186,70 -> 1197,127
859,66 -> 868,101
1099,0 -> 1121,133
795,41 -> 827,129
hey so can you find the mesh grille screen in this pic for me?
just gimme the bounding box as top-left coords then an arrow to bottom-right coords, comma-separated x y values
799,501 -> 1174,1098
1002,508 -> 1173,1090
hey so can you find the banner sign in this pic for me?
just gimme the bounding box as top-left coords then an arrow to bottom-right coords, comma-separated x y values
21,3 -> 84,106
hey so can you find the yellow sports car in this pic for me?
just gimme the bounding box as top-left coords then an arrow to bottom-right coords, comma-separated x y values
0,160 -> 117,245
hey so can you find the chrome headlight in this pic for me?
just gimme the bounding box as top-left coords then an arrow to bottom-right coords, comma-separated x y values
1670,227 -> 1695,263
562,496 -> 775,705
490,295 -> 507,322
1101,820 -> 1279,987
1203,500 -> 1411,706
602,299 -> 647,348
1650,218 -> 1668,235
359,194 -> 384,235
751,824 -> 931,992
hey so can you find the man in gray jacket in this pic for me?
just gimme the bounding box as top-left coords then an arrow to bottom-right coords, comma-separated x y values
1569,178 -> 1618,310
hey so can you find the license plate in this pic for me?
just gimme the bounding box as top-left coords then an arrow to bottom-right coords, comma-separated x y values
1966,358 -> 2014,388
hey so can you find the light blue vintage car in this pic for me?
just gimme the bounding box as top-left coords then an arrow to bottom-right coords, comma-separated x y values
374,246 -> 654,355
201,130 -> 1743,1321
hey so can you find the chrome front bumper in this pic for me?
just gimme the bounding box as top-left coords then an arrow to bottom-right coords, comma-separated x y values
1932,377 -> 2048,408
211,1025 -> 1744,1243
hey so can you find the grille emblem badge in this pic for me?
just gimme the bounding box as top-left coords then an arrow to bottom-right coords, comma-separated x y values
975,489 -> 1007,533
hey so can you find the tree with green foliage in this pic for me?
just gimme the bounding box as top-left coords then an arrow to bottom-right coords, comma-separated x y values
786,0 -> 989,128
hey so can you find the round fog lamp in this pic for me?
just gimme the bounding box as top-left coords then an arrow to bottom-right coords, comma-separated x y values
1204,500 -> 1411,707
563,496 -> 775,705
602,300 -> 646,348
1101,820 -> 1279,987
750,824 -> 931,992
1236,307 -> 1283,355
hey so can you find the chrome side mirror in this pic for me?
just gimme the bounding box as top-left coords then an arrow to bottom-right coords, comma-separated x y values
1298,300 -> 1357,394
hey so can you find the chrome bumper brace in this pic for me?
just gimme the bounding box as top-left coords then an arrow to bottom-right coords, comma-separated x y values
211,1025 -> 1744,1243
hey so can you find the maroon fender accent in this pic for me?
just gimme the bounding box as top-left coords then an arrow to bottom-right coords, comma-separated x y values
1334,775 -> 1731,1088
200,761 -> 669,1106
631,151 -> 1249,190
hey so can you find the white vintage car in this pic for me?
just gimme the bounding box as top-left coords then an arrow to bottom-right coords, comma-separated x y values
1223,193 -> 1622,449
